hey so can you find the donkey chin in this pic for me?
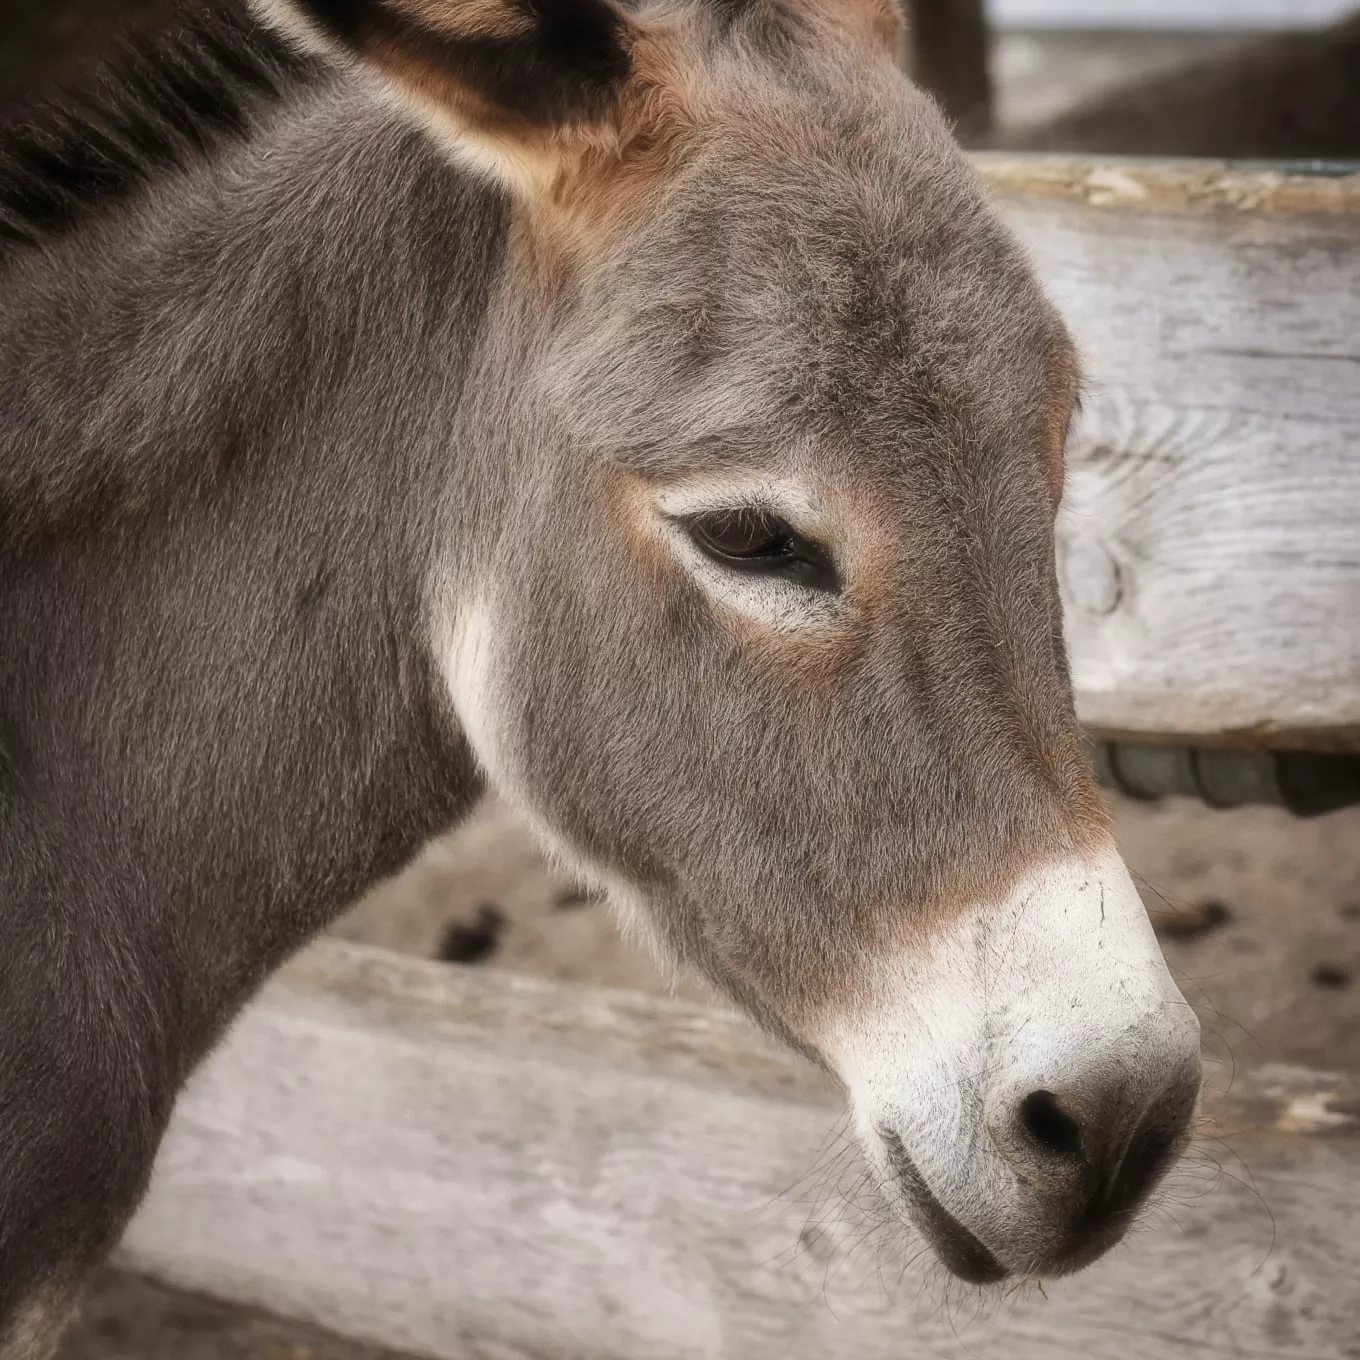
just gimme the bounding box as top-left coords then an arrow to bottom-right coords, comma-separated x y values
823,847 -> 1202,1284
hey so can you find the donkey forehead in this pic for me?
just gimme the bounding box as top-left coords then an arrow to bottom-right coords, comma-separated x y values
552,92 -> 1072,477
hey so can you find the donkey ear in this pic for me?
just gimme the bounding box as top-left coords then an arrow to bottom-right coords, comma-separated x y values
253,0 -> 637,189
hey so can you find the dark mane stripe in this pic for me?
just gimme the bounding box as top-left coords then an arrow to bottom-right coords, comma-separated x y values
0,4 -> 313,254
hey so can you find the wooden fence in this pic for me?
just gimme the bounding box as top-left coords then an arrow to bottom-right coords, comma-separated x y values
120,941 -> 1360,1360
993,156 -> 1360,751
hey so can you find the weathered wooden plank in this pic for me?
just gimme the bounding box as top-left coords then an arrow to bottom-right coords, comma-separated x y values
119,940 -> 1360,1360
992,1 -> 1352,31
974,157 -> 1360,751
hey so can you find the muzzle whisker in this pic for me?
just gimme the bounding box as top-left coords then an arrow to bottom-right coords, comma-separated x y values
1177,1134 -> 1279,1271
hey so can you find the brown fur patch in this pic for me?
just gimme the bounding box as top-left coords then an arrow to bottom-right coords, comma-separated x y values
1042,338 -> 1083,504
536,29 -> 704,237
382,0 -> 536,40
419,0 -> 533,39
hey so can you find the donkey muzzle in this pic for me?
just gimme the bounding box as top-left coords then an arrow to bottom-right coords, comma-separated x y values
986,1052 -> 1202,1272
827,848 -> 1202,1282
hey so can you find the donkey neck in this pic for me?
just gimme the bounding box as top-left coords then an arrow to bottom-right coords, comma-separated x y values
0,74 -> 516,1055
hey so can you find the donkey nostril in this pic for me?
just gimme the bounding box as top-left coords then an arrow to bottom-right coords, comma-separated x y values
1019,1089 -> 1084,1161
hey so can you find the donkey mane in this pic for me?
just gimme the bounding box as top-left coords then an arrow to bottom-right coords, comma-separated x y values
0,4 -> 312,254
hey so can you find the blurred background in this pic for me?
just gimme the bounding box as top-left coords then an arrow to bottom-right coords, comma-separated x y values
1,1 -> 1356,1356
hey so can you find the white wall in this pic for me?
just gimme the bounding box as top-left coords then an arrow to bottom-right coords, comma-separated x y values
991,0 -> 1354,28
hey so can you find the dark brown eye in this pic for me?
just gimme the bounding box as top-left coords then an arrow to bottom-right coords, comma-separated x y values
693,508 -> 788,559
682,507 -> 839,592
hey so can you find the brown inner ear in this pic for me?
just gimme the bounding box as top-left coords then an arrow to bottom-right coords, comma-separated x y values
383,0 -> 537,41
327,0 -> 636,142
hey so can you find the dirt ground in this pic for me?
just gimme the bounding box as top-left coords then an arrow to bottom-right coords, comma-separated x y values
5,5 -> 1357,1358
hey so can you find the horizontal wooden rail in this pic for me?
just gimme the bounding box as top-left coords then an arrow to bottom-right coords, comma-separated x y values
120,940 -> 1360,1360
976,157 -> 1360,751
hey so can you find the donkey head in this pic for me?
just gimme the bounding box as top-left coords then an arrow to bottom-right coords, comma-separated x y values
259,0 -> 1201,1284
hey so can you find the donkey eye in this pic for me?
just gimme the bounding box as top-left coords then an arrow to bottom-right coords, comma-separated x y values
683,508 -> 839,592
693,508 -> 787,558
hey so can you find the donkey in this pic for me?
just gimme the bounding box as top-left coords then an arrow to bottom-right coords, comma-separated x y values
0,0 -> 1202,1351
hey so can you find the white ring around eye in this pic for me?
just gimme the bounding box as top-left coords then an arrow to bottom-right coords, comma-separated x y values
655,479 -> 828,529
651,479 -> 844,631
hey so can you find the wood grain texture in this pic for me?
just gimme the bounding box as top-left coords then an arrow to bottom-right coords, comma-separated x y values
119,941 -> 1360,1359
974,158 -> 1360,750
